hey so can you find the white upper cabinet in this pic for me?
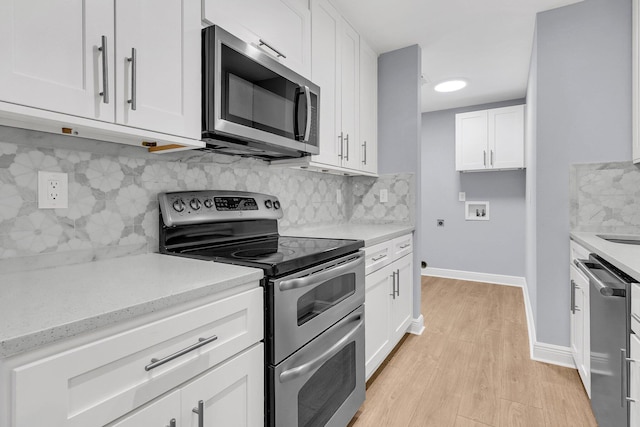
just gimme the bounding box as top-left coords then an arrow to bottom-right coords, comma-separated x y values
633,0 -> 640,164
309,0 -> 361,170
115,0 -> 201,139
0,0 -> 202,150
455,104 -> 525,171
359,39 -> 378,174
0,0 -> 115,122
202,0 -> 311,78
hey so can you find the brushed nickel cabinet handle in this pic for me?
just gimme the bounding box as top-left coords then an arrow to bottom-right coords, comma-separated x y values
362,141 -> 367,165
490,149 -> 494,166
483,150 -> 487,167
345,134 -> 350,161
98,36 -> 109,104
127,48 -> 137,110
570,279 -> 576,314
339,132 -> 344,159
371,254 -> 387,262
259,39 -> 286,58
192,400 -> 204,427
144,335 -> 218,371
395,269 -> 400,297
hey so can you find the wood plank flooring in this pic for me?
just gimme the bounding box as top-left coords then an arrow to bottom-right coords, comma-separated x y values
348,276 -> 597,427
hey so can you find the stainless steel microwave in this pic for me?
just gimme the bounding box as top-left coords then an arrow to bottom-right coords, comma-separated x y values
202,26 -> 320,159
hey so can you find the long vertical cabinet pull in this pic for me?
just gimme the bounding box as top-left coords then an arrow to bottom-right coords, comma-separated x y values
344,134 -> 350,161
338,132 -> 344,159
127,48 -> 137,111
483,150 -> 487,167
395,269 -> 400,297
490,150 -> 494,166
192,400 -> 204,427
570,280 -> 576,314
390,271 -> 397,299
98,36 -> 109,104
362,141 -> 367,165
622,349 -> 628,408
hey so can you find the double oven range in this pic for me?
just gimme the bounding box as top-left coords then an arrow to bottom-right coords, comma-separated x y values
159,190 -> 365,427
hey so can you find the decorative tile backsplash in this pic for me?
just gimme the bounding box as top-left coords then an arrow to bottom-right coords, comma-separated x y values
570,161 -> 640,233
0,126 -> 413,269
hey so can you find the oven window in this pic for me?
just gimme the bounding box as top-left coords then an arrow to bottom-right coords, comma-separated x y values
297,274 -> 356,326
298,342 -> 356,427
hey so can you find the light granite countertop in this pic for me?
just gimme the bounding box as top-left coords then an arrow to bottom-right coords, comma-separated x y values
570,232 -> 640,282
281,223 -> 415,247
0,253 -> 263,358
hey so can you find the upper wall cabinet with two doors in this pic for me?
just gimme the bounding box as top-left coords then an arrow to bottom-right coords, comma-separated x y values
0,0 -> 202,152
455,104 -> 525,172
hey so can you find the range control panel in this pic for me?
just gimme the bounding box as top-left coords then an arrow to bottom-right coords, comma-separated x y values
159,190 -> 283,227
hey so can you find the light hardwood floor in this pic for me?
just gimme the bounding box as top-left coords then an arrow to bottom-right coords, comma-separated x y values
348,276 -> 597,427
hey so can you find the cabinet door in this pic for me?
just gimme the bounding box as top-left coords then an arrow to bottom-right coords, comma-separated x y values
181,344 -> 264,427
110,391 -> 180,427
310,0 -> 342,166
115,0 -> 200,139
630,333 -> 640,426
359,39 -> 378,174
365,265 -> 393,379
570,264 -> 590,396
455,110 -> 488,171
391,255 -> 413,343
0,0 -> 114,121
202,0 -> 311,78
488,105 -> 524,169
340,21 -> 360,170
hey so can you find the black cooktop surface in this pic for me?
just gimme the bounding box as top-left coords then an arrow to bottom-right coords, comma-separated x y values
178,235 -> 363,277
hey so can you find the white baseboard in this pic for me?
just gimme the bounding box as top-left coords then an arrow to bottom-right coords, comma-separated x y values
407,315 -> 424,335
422,267 -> 526,287
422,268 -> 575,369
532,342 -> 575,368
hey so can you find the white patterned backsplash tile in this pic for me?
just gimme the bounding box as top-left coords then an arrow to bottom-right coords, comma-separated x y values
0,126 -> 413,269
570,162 -> 640,233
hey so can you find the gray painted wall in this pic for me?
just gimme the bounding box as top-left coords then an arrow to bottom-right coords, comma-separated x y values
378,45 -> 423,319
529,0 -> 631,346
421,99 -> 526,277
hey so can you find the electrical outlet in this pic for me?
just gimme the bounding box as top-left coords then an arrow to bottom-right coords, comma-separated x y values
459,192 -> 466,201
336,188 -> 342,204
38,171 -> 68,209
380,189 -> 388,203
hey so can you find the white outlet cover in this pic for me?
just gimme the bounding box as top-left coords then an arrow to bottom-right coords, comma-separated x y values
380,189 -> 388,203
38,171 -> 68,209
336,188 -> 342,204
459,192 -> 466,201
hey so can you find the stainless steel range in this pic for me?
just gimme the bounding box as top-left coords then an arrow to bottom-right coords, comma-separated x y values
158,190 -> 365,427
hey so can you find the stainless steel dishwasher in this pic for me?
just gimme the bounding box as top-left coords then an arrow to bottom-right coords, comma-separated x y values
575,254 -> 636,427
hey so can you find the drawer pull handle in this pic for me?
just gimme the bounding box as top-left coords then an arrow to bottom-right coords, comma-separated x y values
145,335 -> 218,371
399,243 -> 411,249
372,254 -> 387,261
168,418 -> 176,427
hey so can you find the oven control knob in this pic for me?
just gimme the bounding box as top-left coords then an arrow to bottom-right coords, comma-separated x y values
273,200 -> 281,210
172,198 -> 185,213
189,198 -> 201,211
265,199 -> 273,209
203,198 -> 213,209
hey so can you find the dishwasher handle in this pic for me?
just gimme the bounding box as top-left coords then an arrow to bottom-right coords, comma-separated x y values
574,259 -> 625,297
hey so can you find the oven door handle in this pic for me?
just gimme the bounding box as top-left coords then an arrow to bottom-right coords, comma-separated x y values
278,255 -> 363,291
279,312 -> 363,383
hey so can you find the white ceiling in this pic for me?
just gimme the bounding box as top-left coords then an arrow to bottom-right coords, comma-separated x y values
330,0 -> 583,112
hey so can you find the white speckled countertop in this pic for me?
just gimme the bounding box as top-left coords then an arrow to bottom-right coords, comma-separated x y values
0,253 -> 263,358
570,232 -> 640,282
281,223 -> 414,247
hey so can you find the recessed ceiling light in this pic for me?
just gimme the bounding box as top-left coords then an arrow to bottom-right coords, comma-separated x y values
434,79 -> 467,93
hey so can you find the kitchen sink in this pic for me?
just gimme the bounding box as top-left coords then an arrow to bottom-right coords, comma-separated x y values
597,234 -> 640,245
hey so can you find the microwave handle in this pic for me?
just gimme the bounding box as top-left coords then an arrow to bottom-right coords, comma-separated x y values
294,85 -> 312,142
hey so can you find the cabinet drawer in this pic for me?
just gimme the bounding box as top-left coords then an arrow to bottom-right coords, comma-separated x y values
393,234 -> 413,259
364,240 -> 393,275
13,288 -> 263,427
633,283 -> 640,330
570,240 -> 590,264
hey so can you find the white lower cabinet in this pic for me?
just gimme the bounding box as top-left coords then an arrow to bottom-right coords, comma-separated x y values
364,233 -> 413,379
569,240 -> 591,397
4,287 -> 264,427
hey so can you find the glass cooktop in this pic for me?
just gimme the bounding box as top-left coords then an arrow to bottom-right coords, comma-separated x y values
179,236 -> 363,277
